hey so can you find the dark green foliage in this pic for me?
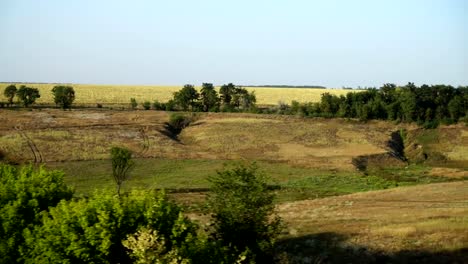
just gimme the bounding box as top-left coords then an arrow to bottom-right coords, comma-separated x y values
0,165 -> 73,263
142,101 -> 151,110
165,113 -> 195,138
22,190 -> 199,264
110,147 -> 134,197
219,83 -> 236,105
52,86 -> 75,109
200,83 -> 219,112
174,84 -> 199,111
4,85 -> 17,105
208,164 -> 282,263
16,86 -> 40,107
282,83 -> 468,126
130,98 -> 137,109
152,100 -> 165,110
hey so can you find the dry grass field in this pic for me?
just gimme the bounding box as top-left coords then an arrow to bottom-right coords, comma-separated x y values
0,83 -> 357,106
0,109 -> 409,169
277,181 -> 468,262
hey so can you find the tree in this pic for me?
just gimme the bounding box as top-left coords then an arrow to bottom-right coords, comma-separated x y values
219,83 -> 236,105
16,86 -> 40,107
0,165 -> 73,263
200,83 -> 219,112
448,95 -> 465,121
207,163 -> 282,263
110,147 -> 134,197
3,85 -> 17,106
174,84 -> 199,111
52,85 -> 75,109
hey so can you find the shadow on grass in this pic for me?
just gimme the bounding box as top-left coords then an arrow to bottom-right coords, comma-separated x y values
276,232 -> 467,264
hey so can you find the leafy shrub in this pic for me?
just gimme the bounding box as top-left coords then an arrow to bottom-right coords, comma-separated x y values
152,100 -> 165,110
208,163 -> 282,263
165,99 -> 176,111
168,113 -> 195,134
22,190 -> 199,263
0,165 -> 73,263
142,101 -> 151,110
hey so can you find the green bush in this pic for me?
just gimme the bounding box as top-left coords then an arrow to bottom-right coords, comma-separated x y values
152,100 -> 165,110
142,101 -> 151,110
22,190 -> 199,263
0,165 -> 73,263
208,163 -> 282,263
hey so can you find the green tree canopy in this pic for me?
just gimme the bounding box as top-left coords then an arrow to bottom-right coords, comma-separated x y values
200,83 -> 219,112
16,86 -> 40,107
174,84 -> 199,111
3,84 -> 17,105
0,165 -> 73,263
110,146 -> 134,197
208,163 -> 282,263
52,85 -> 75,109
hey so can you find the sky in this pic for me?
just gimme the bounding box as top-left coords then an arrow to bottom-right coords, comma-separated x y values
0,0 -> 467,88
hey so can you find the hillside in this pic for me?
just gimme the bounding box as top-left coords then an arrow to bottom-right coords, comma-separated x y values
277,181 -> 468,263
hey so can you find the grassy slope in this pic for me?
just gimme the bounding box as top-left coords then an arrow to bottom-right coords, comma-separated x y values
277,181 -> 468,262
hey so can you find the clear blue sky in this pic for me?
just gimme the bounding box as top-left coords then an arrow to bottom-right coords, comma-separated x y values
1,0 -> 467,87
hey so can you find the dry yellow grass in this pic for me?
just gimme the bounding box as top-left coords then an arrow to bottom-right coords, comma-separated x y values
277,181 -> 468,253
0,83 -> 358,105
0,110 -> 402,168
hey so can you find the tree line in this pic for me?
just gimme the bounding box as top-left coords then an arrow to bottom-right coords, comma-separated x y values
4,82 -> 467,127
2,84 -> 75,109
276,83 -> 468,127
132,83 -> 257,112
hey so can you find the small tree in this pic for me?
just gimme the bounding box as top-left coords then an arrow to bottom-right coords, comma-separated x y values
16,86 -> 40,107
110,147 -> 134,197
130,98 -> 138,110
52,85 -> 75,109
207,163 -> 282,263
4,85 -> 17,106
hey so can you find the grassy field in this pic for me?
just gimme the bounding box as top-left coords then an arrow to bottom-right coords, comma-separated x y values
277,181 -> 468,262
0,83 -> 358,106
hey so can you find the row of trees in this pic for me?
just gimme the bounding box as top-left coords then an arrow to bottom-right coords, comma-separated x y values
0,160 -> 281,263
276,83 -> 468,126
2,85 -> 75,109
132,83 -> 257,112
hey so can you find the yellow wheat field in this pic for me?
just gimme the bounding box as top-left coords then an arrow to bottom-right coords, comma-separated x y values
0,83 -> 359,106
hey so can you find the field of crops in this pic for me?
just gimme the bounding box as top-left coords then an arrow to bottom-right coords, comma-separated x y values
0,83 -> 358,106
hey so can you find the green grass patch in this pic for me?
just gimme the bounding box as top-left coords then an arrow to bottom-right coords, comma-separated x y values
47,159 -> 458,204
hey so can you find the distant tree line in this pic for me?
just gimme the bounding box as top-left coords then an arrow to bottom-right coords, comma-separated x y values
246,84 -> 326,89
134,83 -> 257,113
274,83 -> 468,127
2,84 -> 75,109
